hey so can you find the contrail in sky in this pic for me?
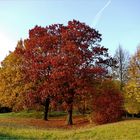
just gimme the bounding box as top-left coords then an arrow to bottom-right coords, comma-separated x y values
93,0 -> 111,27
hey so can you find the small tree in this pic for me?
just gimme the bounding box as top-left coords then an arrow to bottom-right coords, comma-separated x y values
112,45 -> 130,90
92,80 -> 124,124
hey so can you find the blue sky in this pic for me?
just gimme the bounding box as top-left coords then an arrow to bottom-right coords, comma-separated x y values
0,0 -> 140,61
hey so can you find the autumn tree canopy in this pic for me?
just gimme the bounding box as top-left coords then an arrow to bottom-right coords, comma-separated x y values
92,80 -> 123,124
16,20 -> 111,125
0,41 -> 27,111
124,46 -> 140,115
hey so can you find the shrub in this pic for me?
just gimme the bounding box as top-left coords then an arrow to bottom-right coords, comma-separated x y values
92,80 -> 124,124
0,107 -> 12,113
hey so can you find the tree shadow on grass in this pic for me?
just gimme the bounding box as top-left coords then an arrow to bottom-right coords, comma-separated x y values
0,133 -> 30,140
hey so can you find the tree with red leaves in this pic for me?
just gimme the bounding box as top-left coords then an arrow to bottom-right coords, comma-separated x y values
92,80 -> 124,124
16,20 -> 110,125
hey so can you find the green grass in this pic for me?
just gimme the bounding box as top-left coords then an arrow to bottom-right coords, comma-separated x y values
0,111 -> 140,140
0,110 -> 43,119
0,110 -> 67,119
0,120 -> 140,140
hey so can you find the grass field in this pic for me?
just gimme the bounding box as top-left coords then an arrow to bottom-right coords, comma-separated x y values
0,111 -> 140,140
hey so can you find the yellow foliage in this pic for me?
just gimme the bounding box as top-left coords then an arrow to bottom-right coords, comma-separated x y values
124,46 -> 140,114
0,41 -> 34,111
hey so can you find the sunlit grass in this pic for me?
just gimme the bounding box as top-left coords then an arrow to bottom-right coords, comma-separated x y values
0,118 -> 140,139
0,111 -> 140,139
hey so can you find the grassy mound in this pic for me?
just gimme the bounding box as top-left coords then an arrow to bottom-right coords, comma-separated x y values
0,120 -> 140,139
0,111 -> 140,139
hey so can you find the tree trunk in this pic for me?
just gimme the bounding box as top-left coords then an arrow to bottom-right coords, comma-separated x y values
125,113 -> 128,119
44,97 -> 50,121
67,104 -> 73,125
83,99 -> 86,115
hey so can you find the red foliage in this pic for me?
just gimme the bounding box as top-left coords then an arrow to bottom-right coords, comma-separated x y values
16,20 -> 111,124
92,80 -> 124,124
